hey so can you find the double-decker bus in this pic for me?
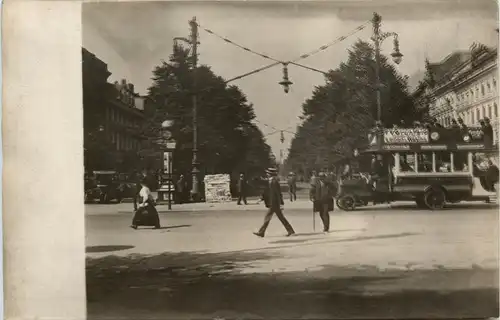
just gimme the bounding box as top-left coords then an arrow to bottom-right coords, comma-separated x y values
336,125 -> 499,210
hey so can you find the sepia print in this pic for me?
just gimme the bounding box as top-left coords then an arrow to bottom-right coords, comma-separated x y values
83,1 -> 499,318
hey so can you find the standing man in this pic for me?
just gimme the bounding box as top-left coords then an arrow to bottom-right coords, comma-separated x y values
483,117 -> 494,147
310,172 -> 336,234
287,172 -> 297,202
237,173 -> 248,205
253,168 -> 295,238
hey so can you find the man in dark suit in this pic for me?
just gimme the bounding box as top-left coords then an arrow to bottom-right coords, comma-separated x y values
310,172 -> 336,233
253,168 -> 295,237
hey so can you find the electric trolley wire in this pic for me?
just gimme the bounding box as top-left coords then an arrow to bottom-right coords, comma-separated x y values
197,20 -> 369,66
197,23 -> 283,63
225,61 -> 282,83
289,22 -> 370,63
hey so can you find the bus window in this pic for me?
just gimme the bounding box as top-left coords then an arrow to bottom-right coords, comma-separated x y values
418,152 -> 434,172
400,153 -> 416,172
437,152 -> 452,172
456,151 -> 470,172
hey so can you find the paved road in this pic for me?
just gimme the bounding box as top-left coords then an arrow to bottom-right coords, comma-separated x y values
86,202 -> 499,319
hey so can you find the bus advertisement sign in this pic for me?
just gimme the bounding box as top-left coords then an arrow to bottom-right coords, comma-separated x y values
384,128 -> 429,144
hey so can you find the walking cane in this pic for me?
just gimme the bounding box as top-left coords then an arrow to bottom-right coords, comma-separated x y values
312,203 -> 316,232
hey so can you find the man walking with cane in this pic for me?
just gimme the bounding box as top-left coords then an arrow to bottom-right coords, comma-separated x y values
253,168 -> 296,238
310,172 -> 336,234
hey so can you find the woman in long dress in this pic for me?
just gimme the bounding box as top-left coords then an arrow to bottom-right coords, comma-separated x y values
131,178 -> 161,229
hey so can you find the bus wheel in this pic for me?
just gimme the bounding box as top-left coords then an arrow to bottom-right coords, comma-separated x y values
423,188 -> 446,210
337,195 -> 356,211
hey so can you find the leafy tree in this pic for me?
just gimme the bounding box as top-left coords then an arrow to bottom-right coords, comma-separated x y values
146,44 -> 272,181
285,40 -> 422,175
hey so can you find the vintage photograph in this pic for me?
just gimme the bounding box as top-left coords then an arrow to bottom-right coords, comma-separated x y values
83,1 -> 499,318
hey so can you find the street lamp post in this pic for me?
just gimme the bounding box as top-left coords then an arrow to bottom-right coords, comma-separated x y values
189,17 -> 200,202
371,12 -> 403,123
173,17 -> 200,202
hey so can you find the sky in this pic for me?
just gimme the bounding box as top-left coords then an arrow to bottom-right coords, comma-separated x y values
82,0 -> 498,159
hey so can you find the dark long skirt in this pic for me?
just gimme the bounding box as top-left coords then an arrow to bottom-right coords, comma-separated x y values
132,205 -> 160,228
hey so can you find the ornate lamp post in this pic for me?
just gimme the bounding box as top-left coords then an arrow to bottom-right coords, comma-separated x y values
371,12 -> 403,122
174,17 -> 201,202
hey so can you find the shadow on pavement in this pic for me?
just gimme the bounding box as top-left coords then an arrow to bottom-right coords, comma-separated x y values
86,245 -> 135,253
293,229 -> 366,237
86,250 -> 498,319
267,232 -> 419,246
347,203 -> 498,212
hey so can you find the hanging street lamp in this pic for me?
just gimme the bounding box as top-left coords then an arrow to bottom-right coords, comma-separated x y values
279,63 -> 293,93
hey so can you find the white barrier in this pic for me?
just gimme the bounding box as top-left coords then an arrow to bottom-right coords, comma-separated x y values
204,174 -> 232,203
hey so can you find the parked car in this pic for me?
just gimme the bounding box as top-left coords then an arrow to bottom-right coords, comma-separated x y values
85,171 -> 124,204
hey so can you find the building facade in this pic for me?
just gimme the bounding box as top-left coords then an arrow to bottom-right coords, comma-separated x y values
83,48 -> 149,171
426,44 -> 499,143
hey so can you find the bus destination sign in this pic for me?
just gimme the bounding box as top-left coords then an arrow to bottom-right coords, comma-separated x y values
384,128 -> 429,144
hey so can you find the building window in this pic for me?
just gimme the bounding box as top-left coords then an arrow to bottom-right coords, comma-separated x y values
471,111 -> 475,124
495,103 -> 498,117
476,87 -> 479,99
489,105 -> 492,118
476,108 -> 480,122
482,106 -> 486,119
494,78 -> 497,90
481,84 -> 485,96
487,82 -> 492,93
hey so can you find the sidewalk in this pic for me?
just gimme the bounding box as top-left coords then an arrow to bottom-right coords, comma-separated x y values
86,198 -> 315,216
155,198 -> 313,212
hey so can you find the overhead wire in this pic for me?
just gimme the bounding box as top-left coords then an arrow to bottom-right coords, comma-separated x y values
197,23 -> 283,63
197,20 -> 370,69
289,22 -> 370,63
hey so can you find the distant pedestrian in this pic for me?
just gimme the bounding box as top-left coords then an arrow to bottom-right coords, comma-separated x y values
131,178 -> 161,229
176,174 -> 187,204
310,172 -> 336,233
483,118 -> 494,147
237,173 -> 248,205
253,168 -> 295,238
287,172 -> 297,202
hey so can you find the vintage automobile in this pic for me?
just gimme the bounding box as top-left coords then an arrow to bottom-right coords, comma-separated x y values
85,170 -> 124,204
336,125 -> 499,211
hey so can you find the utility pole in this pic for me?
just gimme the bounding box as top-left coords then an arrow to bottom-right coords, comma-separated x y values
372,13 -> 383,123
189,17 -> 200,201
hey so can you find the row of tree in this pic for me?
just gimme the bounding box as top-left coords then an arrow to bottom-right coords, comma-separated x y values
143,44 -> 274,181
284,40 -> 427,177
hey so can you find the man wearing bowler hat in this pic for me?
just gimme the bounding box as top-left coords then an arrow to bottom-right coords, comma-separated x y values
253,167 -> 296,237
